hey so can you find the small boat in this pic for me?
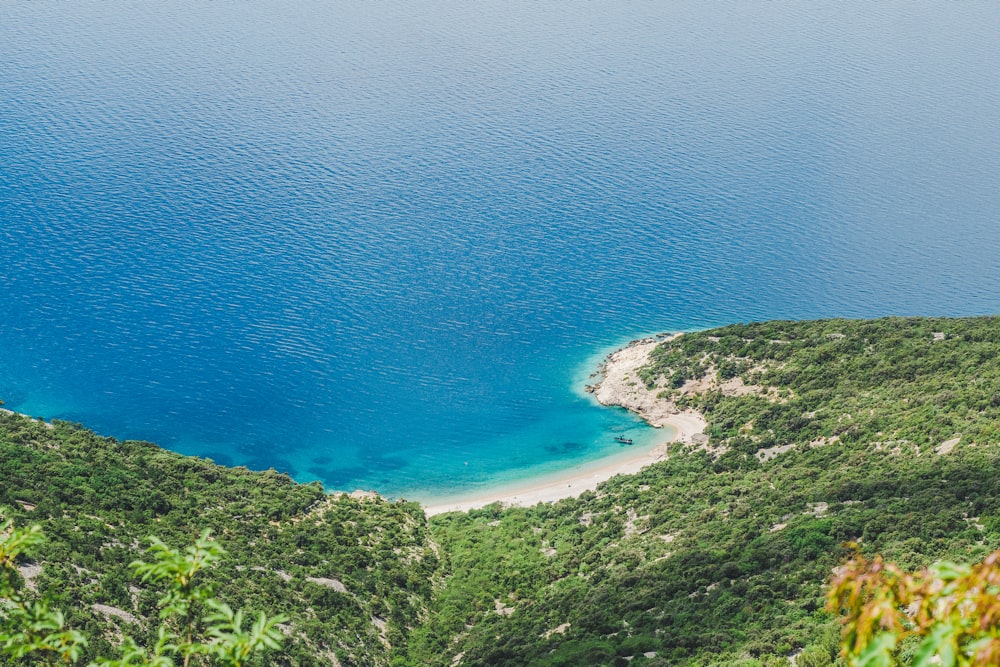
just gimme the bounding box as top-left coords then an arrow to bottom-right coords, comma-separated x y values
614,435 -> 633,445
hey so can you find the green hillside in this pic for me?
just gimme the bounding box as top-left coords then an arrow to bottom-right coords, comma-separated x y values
5,316 -> 1000,665
0,415 -> 434,666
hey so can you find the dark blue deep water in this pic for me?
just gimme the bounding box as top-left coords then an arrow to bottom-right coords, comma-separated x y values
3,2 -> 1000,500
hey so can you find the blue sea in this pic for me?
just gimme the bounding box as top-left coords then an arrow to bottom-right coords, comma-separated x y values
2,2 -> 999,501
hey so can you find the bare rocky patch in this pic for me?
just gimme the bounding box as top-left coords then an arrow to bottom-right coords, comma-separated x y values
589,336 -> 707,442
92,604 -> 140,625
306,576 -> 349,594
936,436 -> 961,455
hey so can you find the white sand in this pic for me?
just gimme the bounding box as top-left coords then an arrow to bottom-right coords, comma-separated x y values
422,335 -> 707,516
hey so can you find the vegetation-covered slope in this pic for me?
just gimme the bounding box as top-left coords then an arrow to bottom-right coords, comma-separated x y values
0,414 -> 435,666
5,316 -> 1000,666
406,317 -> 1000,666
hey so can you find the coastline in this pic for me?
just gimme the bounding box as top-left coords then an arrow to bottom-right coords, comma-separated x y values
0,408 -> 54,429
3,338 -> 708,517
422,334 -> 707,516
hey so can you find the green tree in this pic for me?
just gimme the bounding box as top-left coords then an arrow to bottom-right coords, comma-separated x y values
828,547 -> 1000,667
0,513 -> 285,666
0,515 -> 87,665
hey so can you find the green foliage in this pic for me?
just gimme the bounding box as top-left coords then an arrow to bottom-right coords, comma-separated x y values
8,316 -> 1000,666
133,531 -> 224,620
0,516 -> 286,666
405,317 -> 1000,666
202,601 -> 286,667
0,413 -> 434,666
829,549 -> 1000,666
1,513 -> 88,664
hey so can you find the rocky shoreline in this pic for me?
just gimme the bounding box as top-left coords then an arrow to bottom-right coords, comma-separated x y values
588,334 -> 708,445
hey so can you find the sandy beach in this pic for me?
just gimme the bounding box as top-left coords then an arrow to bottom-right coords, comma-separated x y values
422,335 -> 707,516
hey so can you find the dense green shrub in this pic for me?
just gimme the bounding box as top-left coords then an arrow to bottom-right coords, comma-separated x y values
8,316 -> 1000,666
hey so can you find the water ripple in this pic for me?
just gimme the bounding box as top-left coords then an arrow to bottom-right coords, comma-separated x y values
2,1 -> 1000,497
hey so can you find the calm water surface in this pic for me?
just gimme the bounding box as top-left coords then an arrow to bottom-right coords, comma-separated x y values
2,2 -> 999,499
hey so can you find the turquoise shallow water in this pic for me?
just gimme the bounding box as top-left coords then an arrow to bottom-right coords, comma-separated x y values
2,2 -> 1000,500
